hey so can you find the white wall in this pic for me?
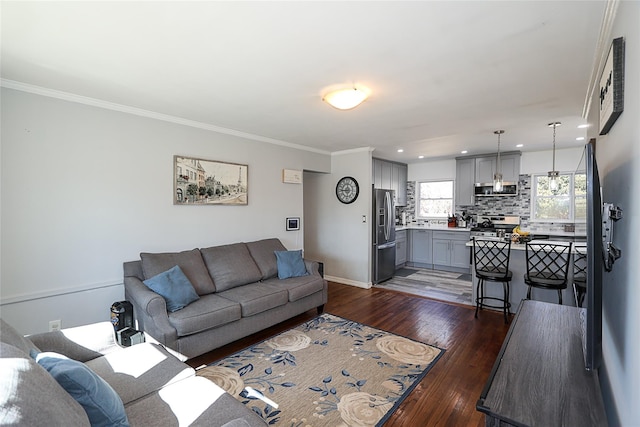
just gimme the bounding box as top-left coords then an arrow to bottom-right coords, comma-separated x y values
520,147 -> 585,175
408,159 -> 456,181
304,149 -> 373,288
588,2 -> 639,425
0,88 -> 330,334
408,148 -> 584,183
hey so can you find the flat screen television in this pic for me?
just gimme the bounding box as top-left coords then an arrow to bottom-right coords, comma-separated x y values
581,140 -> 603,371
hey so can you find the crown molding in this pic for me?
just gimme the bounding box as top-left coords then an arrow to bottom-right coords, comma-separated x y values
582,0 -> 620,118
1,79 -> 331,156
331,146 -> 373,156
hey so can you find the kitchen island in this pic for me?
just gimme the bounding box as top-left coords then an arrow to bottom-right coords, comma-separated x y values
466,240 -> 586,310
398,224 -> 471,273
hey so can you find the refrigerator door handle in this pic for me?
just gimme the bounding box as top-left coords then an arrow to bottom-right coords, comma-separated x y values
378,242 -> 396,250
384,191 -> 391,241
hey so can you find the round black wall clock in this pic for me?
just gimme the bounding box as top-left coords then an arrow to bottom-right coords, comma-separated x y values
336,176 -> 359,204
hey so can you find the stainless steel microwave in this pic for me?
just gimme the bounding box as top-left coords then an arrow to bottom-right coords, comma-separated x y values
474,182 -> 518,196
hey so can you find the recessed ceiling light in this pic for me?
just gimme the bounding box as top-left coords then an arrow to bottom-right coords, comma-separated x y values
578,124 -> 590,129
576,137 -> 585,141
461,150 -> 468,154
397,149 -> 404,153
418,155 -> 424,159
516,144 -> 523,148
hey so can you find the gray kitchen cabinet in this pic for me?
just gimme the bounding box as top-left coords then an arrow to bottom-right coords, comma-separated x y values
432,230 -> 470,273
393,162 -> 408,206
455,158 -> 475,206
373,158 -> 383,189
395,230 -> 407,267
474,153 -> 521,184
372,158 -> 408,206
380,160 -> 393,190
408,229 -> 432,267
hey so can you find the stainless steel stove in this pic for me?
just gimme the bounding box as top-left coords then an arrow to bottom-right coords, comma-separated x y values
470,215 -> 520,239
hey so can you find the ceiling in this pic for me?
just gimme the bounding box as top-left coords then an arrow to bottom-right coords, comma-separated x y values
1,1 -> 608,163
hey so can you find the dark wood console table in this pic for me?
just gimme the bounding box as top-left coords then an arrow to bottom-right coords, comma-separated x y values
477,300 -> 607,426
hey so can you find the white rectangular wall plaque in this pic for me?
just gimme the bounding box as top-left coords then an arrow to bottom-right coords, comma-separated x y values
282,169 -> 302,184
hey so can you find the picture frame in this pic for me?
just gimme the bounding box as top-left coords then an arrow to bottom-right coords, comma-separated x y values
286,217 -> 300,231
599,37 -> 625,135
174,155 -> 248,205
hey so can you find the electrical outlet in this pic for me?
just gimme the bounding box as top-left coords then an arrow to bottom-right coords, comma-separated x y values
362,215 -> 367,223
49,320 -> 61,332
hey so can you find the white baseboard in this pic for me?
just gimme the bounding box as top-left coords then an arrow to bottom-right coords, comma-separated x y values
324,275 -> 372,289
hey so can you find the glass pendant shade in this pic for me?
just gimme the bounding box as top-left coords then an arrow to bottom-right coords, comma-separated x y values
323,87 -> 368,110
494,173 -> 503,191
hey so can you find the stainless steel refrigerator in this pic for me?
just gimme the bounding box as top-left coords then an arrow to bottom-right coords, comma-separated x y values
373,189 -> 396,284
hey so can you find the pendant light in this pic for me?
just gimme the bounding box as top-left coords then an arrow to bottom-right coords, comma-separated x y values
493,130 -> 504,192
548,122 -> 561,191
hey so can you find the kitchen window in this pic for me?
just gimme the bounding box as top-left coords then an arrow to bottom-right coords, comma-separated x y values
417,180 -> 454,219
531,172 -> 586,222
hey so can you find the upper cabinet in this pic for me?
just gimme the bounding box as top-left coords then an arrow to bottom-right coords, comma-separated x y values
455,158 -> 475,206
475,153 -> 521,183
373,158 -> 408,206
456,152 -> 521,206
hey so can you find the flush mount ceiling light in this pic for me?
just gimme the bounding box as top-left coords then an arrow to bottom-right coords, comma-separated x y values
548,122 -> 562,191
493,130 -> 505,192
322,86 -> 369,110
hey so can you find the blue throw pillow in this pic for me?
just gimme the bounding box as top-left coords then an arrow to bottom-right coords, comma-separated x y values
143,265 -> 200,312
31,350 -> 129,427
275,250 -> 309,279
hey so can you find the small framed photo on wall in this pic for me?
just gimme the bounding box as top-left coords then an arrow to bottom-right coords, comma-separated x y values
286,217 -> 300,231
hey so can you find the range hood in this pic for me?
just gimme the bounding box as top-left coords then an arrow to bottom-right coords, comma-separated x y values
474,182 -> 518,196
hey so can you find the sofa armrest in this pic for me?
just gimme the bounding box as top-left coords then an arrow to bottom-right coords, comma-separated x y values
28,322 -> 120,362
124,276 -> 178,350
303,259 -> 323,277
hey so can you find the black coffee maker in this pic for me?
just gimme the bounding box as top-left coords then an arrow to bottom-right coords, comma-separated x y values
110,301 -> 133,332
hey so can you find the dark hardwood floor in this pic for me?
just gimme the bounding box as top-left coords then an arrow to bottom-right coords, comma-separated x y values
187,282 -> 512,426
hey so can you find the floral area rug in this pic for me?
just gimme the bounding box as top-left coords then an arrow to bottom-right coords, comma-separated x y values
197,313 -> 444,426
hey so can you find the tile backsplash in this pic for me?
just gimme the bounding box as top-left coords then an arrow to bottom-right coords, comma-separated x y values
396,175 -> 584,235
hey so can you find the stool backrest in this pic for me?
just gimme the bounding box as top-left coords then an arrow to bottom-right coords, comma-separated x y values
473,238 -> 511,275
573,245 -> 588,282
525,242 -> 573,281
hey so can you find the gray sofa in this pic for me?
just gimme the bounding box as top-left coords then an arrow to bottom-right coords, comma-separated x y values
124,238 -> 327,359
0,318 -> 265,427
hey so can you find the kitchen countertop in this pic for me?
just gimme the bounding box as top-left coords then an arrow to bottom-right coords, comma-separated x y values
465,239 -> 586,252
396,224 -> 471,232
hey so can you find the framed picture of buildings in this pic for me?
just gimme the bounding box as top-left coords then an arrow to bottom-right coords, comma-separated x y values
174,156 -> 248,205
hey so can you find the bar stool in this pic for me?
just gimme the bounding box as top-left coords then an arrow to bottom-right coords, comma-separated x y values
524,241 -> 572,305
573,244 -> 588,307
473,238 -> 512,323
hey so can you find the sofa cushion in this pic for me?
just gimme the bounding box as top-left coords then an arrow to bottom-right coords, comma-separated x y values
123,376 -> 266,427
1,343 -> 90,426
275,250 -> 309,279
140,249 -> 215,295
1,318 -> 40,354
143,265 -> 200,312
168,294 -> 242,337
262,274 -> 325,302
86,343 -> 194,405
32,350 -> 129,427
200,243 -> 263,292
246,238 -> 287,280
217,283 -> 289,317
